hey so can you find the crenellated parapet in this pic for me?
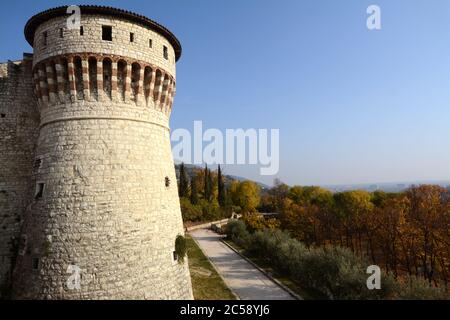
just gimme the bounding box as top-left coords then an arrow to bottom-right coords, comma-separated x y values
32,53 -> 176,116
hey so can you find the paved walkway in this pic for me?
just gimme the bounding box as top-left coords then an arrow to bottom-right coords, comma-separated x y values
190,228 -> 295,300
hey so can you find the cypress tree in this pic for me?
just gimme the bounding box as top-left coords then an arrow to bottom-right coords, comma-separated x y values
178,162 -> 189,198
190,175 -> 199,205
204,164 -> 213,202
218,164 -> 226,206
204,164 -> 209,200
207,168 -> 213,202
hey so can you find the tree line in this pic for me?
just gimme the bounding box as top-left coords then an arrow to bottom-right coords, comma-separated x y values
177,165 -> 449,287
256,180 -> 449,287
178,163 -> 229,222
178,163 -> 262,222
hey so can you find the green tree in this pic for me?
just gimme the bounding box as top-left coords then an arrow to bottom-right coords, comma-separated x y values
288,185 -> 331,206
268,179 -> 289,212
203,164 -> 209,200
190,175 -> 199,205
178,162 -> 189,198
370,190 -> 398,207
229,181 -> 261,213
203,164 -> 214,202
218,164 -> 226,207
333,190 -> 374,253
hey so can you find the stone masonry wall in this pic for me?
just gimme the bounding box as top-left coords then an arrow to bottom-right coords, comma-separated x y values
33,15 -> 176,75
13,118 -> 192,299
0,56 -> 40,297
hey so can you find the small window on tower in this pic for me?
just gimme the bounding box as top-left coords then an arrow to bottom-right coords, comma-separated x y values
42,31 -> 47,47
35,182 -> 45,199
130,32 -> 134,42
33,157 -> 43,172
149,39 -> 153,48
80,26 -> 84,36
1,113 -> 5,118
163,45 -> 168,60
173,251 -> 178,262
59,28 -> 64,38
165,176 -> 170,187
32,257 -> 39,270
102,26 -> 112,41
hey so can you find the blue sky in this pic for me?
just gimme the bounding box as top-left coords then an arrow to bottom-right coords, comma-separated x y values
2,0 -> 450,186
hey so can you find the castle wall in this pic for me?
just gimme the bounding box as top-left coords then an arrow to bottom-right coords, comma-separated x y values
11,11 -> 192,299
0,57 -> 40,297
32,15 -> 176,76
13,117 -> 191,299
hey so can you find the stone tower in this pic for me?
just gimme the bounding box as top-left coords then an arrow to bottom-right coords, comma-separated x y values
6,5 -> 192,299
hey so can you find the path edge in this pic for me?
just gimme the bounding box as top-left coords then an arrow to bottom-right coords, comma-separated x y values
220,238 -> 303,300
188,232 -> 241,300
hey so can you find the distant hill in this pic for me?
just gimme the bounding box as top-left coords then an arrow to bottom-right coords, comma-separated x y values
323,180 -> 450,193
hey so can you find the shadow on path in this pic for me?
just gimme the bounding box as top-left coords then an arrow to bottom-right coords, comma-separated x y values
190,229 -> 295,300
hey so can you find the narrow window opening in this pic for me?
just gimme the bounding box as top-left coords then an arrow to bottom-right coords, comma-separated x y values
32,257 -> 39,270
62,58 -> 70,102
59,28 -> 64,38
173,251 -> 178,262
149,39 -> 153,48
1,113 -> 5,118
42,31 -> 47,47
88,58 -> 98,101
117,61 -> 126,101
35,183 -> 45,199
102,59 -> 112,99
165,176 -> 170,187
130,32 -> 134,42
80,26 -> 84,36
33,157 -> 43,172
74,57 -> 84,100
131,63 -> 140,102
102,26 -> 112,41
163,46 -> 168,60
143,67 -> 152,104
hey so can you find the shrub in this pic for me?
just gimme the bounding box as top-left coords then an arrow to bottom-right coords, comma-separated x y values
199,199 -> 221,221
180,198 -> 230,223
247,229 -> 308,274
175,235 -> 187,263
242,213 -> 281,232
180,198 -> 202,222
231,206 -> 242,214
294,246 -> 397,299
226,220 -> 250,248
395,276 -> 448,300
275,238 -> 308,274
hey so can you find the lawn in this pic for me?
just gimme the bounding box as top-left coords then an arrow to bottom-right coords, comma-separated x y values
186,234 -> 236,300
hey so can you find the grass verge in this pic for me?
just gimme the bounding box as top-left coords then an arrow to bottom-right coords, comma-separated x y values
186,235 -> 236,300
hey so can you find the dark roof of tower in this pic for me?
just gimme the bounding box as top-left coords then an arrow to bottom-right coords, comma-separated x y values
24,5 -> 182,61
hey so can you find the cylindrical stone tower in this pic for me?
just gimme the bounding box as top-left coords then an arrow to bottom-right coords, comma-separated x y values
12,5 -> 192,299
